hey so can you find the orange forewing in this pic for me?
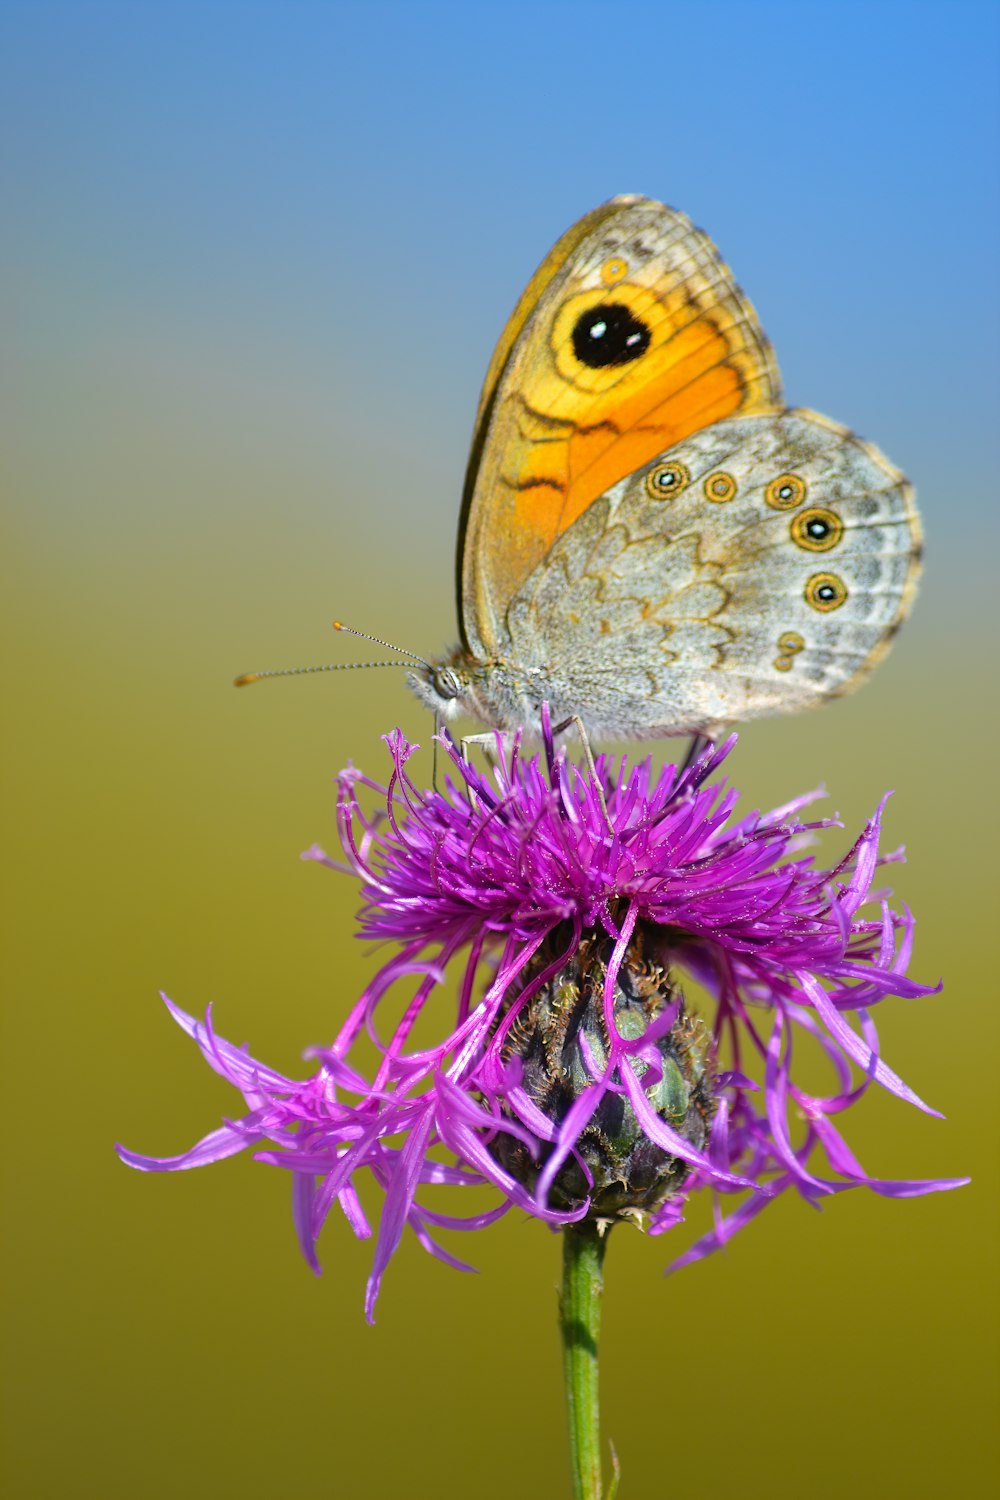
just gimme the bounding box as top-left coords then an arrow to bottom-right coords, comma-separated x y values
459,198 -> 783,655
455,199 -> 633,619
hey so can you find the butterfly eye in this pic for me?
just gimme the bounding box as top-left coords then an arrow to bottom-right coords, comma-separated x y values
432,667 -> 462,701
805,573 -> 848,612
703,471 -> 737,503
645,461 -> 690,499
765,473 -> 807,510
791,507 -> 844,552
571,303 -> 651,368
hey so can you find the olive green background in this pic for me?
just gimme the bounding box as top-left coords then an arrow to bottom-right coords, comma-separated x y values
4,3 -> 998,1496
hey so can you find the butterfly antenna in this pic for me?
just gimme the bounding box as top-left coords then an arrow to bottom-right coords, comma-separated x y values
234,660 -> 416,687
235,621 -> 432,687
332,619 -> 430,667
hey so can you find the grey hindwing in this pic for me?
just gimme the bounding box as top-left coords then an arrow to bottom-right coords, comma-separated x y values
500,410 -> 919,734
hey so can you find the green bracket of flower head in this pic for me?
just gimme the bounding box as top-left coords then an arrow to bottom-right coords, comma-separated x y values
492,925 -> 716,1223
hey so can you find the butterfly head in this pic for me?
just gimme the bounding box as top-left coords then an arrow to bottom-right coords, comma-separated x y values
406,650 -> 477,724
408,650 -> 553,737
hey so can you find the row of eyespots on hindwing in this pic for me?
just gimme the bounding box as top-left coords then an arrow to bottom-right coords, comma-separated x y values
644,464 -> 849,619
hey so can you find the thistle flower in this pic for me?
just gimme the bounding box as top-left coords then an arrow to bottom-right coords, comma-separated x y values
118,713 -> 966,1321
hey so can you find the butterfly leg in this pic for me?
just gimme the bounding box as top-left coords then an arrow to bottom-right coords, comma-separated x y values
459,731 -> 502,764
456,731 -> 502,814
678,733 -> 711,775
551,714 -> 614,835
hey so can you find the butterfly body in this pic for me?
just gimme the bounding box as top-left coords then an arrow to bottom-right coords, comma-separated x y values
411,197 -> 920,740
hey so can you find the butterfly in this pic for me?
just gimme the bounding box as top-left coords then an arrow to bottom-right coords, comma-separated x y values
407,195 -> 921,741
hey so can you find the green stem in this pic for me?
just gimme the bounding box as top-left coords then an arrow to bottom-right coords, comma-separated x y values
560,1223 -> 610,1500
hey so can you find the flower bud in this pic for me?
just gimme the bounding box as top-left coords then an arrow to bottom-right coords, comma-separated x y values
492,924 -> 716,1223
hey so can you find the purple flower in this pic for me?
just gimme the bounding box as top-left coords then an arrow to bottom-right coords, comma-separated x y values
118,713 -> 967,1320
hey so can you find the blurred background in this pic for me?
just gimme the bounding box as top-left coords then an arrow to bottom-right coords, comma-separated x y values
3,2 -> 998,1496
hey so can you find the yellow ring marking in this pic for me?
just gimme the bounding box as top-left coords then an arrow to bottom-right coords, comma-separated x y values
766,473 -> 807,510
791,507 -> 843,552
774,628 -> 805,672
645,460 -> 690,500
805,572 -> 848,612
600,256 -> 629,286
703,470 -> 737,503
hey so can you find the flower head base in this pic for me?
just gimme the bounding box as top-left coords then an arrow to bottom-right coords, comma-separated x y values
119,715 -> 967,1319
492,926 -> 715,1222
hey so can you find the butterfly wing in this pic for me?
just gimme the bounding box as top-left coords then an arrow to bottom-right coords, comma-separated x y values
498,410 -> 920,738
459,196 -> 783,659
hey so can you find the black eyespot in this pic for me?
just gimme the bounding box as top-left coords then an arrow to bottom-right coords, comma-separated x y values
765,473 -> 807,510
571,303 -> 651,368
645,460 -> 690,499
805,572 -> 848,612
791,507 -> 843,553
